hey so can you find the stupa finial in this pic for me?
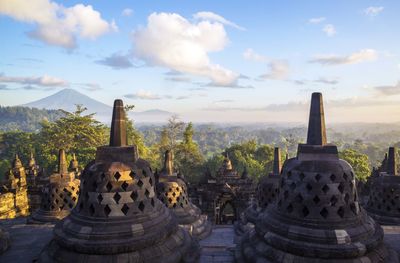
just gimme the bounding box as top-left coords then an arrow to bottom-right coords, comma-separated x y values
273,147 -> 282,175
109,99 -> 127,147
58,149 -> 68,174
388,147 -> 397,175
164,150 -> 173,175
306,92 -> 327,145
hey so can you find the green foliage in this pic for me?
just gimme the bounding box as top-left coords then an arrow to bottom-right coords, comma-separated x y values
339,148 -> 371,182
175,123 -> 204,182
37,105 -> 108,171
0,106 -> 64,132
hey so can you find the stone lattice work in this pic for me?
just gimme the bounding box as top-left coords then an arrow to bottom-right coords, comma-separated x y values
29,150 -> 80,224
157,150 -> 212,240
38,99 -> 199,263
367,147 -> 400,225
235,92 -> 397,262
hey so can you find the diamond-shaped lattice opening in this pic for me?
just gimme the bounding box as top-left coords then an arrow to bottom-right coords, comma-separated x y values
113,192 -> 121,203
290,182 -> 296,191
306,183 -> 313,192
145,189 -> 150,197
106,182 -> 113,192
313,195 -> 320,204
121,181 -> 129,191
168,198 -> 173,203
101,173 -> 106,180
137,180 -> 143,188
138,201 -> 145,212
322,184 -> 329,194
330,195 -> 338,206
299,173 -> 305,181
330,174 -> 336,182
63,198 -> 68,203
343,173 -> 348,181
114,172 -> 121,181
286,204 -> 293,213
151,198 -> 155,207
302,206 -> 310,217
172,192 -> 176,197
121,204 -> 129,215
315,174 -> 322,182
142,169 -> 147,176
338,182 -> 345,193
149,178 -> 153,186
89,204 -> 95,216
337,206 -> 345,218
104,205 -> 111,216
284,190 -> 289,199
97,194 -> 103,204
129,170 -> 136,179
296,194 -> 303,202
320,207 -> 329,218
344,194 -> 350,204
173,203 -> 177,208
55,199 -> 59,204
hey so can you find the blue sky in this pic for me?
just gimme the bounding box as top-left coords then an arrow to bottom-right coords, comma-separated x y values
0,0 -> 399,123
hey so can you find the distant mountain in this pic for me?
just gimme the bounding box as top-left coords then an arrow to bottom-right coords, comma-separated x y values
22,89 -> 175,123
23,89 -> 112,121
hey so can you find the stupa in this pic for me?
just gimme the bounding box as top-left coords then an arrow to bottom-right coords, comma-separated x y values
68,153 -> 81,178
38,99 -> 199,262
156,150 -> 212,239
26,152 -> 44,212
236,92 -> 397,262
28,149 -> 80,223
366,147 -> 400,225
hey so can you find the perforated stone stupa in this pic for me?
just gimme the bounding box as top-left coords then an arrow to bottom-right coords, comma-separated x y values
29,149 -> 80,224
367,147 -> 400,225
156,150 -> 212,240
236,92 -> 397,262
38,99 -> 199,263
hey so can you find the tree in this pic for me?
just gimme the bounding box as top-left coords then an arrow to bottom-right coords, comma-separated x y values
38,105 -> 108,171
175,123 -> 204,182
124,104 -> 149,158
339,148 -> 371,182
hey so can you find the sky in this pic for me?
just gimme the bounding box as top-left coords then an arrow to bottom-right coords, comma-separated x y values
0,0 -> 400,123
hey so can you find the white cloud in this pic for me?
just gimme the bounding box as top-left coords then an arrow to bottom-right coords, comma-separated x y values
0,0 -> 116,49
364,6 -> 384,17
322,24 -> 336,37
243,48 -> 267,62
374,81 -> 400,96
122,8 -> 133,17
260,60 -> 289,80
0,73 -> 68,87
193,11 -> 245,30
133,12 -> 239,86
125,90 -> 162,100
309,49 -> 378,65
308,17 -> 326,24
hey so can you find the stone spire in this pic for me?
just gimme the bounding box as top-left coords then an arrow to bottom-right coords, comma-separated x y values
163,150 -> 174,175
57,149 -> 68,175
387,147 -> 397,175
109,99 -> 127,147
272,147 -> 281,175
69,153 -> 79,170
306,92 -> 327,146
12,154 -> 22,169
28,152 -> 36,168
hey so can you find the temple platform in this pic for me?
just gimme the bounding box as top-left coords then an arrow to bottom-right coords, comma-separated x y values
1,218 -> 400,262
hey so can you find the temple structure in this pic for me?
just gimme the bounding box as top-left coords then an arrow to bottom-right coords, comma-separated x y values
28,149 -> 80,224
234,147 -> 282,235
366,147 -> 400,225
156,150 -> 212,239
25,152 -> 45,212
236,92 -> 397,262
68,153 -> 81,178
0,154 -> 29,218
38,99 -> 199,262
190,153 -> 255,224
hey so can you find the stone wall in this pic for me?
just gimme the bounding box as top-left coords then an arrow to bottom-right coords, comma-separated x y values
0,189 -> 29,219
